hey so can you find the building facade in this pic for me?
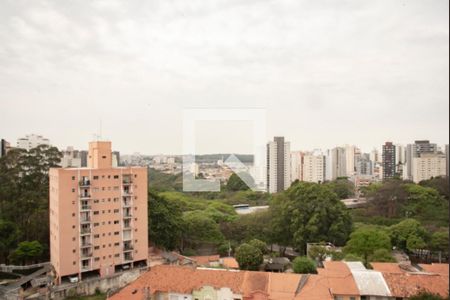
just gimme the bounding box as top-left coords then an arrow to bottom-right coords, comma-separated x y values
302,151 -> 326,183
267,137 -> 291,193
412,153 -> 447,183
326,147 -> 347,181
1,139 -> 11,157
17,134 -> 50,151
290,151 -> 304,182
50,141 -> 148,284
405,140 -> 438,181
382,142 -> 396,180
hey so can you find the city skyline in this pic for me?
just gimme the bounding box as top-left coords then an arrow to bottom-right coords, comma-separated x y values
1,0 -> 448,154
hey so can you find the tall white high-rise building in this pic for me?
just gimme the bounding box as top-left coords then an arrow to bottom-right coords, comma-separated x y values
412,153 -> 447,183
326,147 -> 347,181
267,137 -> 291,193
17,134 -> 50,151
290,151 -> 303,182
345,145 -> 358,177
405,140 -> 438,181
302,150 -> 326,183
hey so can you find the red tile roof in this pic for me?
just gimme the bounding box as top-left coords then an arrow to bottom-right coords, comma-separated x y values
317,261 -> 360,296
419,263 -> 449,276
373,263 -> 449,298
222,257 -> 239,269
109,265 -> 244,300
189,255 -> 221,266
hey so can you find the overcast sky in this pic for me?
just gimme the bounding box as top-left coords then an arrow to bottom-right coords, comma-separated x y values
0,0 -> 448,155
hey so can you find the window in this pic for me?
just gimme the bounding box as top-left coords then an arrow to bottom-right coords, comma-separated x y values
114,232 -> 119,235
72,176 -> 75,180
114,242 -> 120,246
115,254 -> 120,257
94,211 -> 99,215
114,209 -> 119,213
72,213 -> 75,217
94,246 -> 100,250
114,220 -> 119,224
94,223 -> 99,227
72,249 -> 76,253
72,237 -> 76,241
95,257 -> 100,261
73,261 -> 76,265
94,199 -> 99,203
72,188 -> 75,193
93,176 -> 99,180
94,234 -> 99,238
114,175 -> 119,179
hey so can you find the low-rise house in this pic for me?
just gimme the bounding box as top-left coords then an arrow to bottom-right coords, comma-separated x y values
108,262 -> 449,300
372,262 -> 449,299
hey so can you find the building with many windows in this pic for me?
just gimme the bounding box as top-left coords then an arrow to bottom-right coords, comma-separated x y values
49,141 -> 148,283
412,153 -> 447,183
266,137 -> 291,193
382,142 -> 396,180
17,134 -> 50,151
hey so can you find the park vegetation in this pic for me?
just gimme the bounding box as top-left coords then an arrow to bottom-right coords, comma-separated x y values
0,147 -> 448,268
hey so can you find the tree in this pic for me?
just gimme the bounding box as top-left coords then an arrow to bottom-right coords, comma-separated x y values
9,241 -> 43,265
248,239 -> 267,255
270,182 -> 353,254
409,291 -> 448,300
389,219 -> 428,251
226,172 -> 255,191
430,231 -> 449,252
343,254 -> 363,262
325,178 -> 355,199
181,211 -> 224,250
0,145 -> 61,261
235,243 -> 263,270
0,220 -> 20,263
369,249 -> 395,262
148,191 -> 184,250
344,227 -> 391,265
292,256 -> 317,274
308,243 -> 330,263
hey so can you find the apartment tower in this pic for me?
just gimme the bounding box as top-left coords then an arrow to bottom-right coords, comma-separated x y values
49,141 -> 148,284
382,142 -> 396,179
267,137 -> 291,193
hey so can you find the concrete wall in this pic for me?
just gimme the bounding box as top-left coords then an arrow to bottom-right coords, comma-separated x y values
51,268 -> 144,300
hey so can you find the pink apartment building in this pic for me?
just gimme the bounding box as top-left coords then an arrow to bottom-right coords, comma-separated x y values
49,141 -> 148,284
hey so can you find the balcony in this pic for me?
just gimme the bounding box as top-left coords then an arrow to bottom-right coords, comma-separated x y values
123,213 -> 132,219
79,193 -> 91,199
124,254 -> 134,261
122,200 -> 132,207
80,227 -> 91,235
81,205 -> 91,211
80,242 -> 92,248
79,179 -> 91,187
81,260 -> 91,271
122,179 -> 133,185
81,251 -> 93,258
80,217 -> 91,224
123,243 -> 134,251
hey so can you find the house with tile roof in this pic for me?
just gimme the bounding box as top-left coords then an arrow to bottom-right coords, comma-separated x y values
108,263 -> 449,300
372,262 -> 449,299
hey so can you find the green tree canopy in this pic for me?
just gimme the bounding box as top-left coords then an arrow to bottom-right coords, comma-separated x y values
270,182 -> 353,254
324,178 -> 355,199
181,210 -> 224,250
226,172 -> 255,191
148,191 -> 184,250
409,291 -> 448,300
9,240 -> 43,265
235,243 -> 263,270
344,227 -> 391,265
430,230 -> 449,252
248,239 -> 267,255
389,219 -> 428,251
292,256 -> 317,274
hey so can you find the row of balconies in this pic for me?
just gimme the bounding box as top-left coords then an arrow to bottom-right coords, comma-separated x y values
79,177 -> 133,187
